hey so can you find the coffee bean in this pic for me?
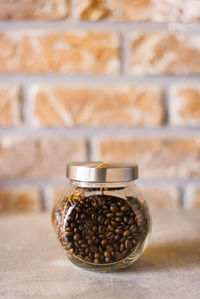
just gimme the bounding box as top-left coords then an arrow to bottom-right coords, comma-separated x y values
115,228 -> 123,235
121,205 -> 130,212
101,239 -> 108,247
120,236 -> 126,242
68,248 -> 74,255
108,224 -> 115,232
115,217 -> 121,222
104,251 -> 111,258
123,230 -> 131,237
130,225 -> 138,233
106,232 -> 114,239
116,252 -> 123,261
111,221 -> 118,226
124,216 -> 129,223
102,205 -> 108,210
110,205 -> 119,212
106,213 -> 114,218
88,239 -> 93,245
116,212 -> 124,217
54,193 -> 147,265
84,256 -> 92,262
94,258 -> 100,264
86,219 -> 93,227
74,234 -> 80,241
125,239 -> 132,249
106,244 -> 113,252
66,231 -> 73,237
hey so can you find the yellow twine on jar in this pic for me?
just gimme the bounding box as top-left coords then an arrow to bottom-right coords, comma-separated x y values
96,161 -> 107,168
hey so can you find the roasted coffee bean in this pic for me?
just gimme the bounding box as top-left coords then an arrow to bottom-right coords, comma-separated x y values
88,239 -> 93,245
92,226 -> 97,232
125,239 -> 132,249
114,235 -> 121,241
74,234 -> 80,241
120,236 -> 126,242
115,228 -> 123,235
105,257 -> 111,263
94,259 -> 100,264
121,205 -> 130,212
101,239 -> 108,247
106,244 -> 113,252
106,213 -> 114,218
108,224 -> 115,232
120,243 -> 125,251
115,217 -> 121,222
104,251 -> 111,258
124,216 -> 129,223
65,231 -> 73,237
86,219 -> 93,227
102,205 -> 108,210
113,243 -> 120,251
123,230 -> 131,237
130,225 -> 138,232
116,252 -> 123,261
111,221 -> 118,226
90,245 -> 98,253
116,212 -> 124,217
110,205 -> 119,212
55,194 -> 147,264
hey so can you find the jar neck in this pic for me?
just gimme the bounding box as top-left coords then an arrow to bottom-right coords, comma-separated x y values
70,180 -> 132,189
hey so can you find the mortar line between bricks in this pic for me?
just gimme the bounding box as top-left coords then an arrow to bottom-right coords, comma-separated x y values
120,31 -> 129,76
21,84 -> 33,126
0,20 -> 200,32
162,86 -> 170,125
0,127 -> 199,137
0,75 -> 200,86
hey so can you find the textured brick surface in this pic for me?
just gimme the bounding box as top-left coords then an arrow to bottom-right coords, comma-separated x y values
0,31 -> 120,74
170,85 -> 200,126
0,85 -> 21,126
76,0 -> 200,22
0,136 -> 86,178
0,1 -> 199,212
185,186 -> 200,208
142,185 -> 180,209
93,137 -> 200,177
0,187 -> 41,213
31,85 -> 163,127
130,31 -> 200,75
0,0 -> 69,19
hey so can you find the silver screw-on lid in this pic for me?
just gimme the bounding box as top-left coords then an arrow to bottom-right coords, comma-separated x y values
66,162 -> 138,182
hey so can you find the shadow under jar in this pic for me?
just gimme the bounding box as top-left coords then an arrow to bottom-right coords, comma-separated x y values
52,162 -> 151,272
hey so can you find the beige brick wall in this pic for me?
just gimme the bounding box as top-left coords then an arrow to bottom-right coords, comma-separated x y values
0,0 -> 199,212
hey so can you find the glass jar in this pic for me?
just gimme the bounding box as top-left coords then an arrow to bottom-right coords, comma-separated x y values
52,162 -> 151,272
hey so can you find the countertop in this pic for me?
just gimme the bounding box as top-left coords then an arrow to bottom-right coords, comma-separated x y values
0,210 -> 200,299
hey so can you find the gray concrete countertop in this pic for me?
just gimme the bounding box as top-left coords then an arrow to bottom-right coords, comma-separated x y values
0,210 -> 200,299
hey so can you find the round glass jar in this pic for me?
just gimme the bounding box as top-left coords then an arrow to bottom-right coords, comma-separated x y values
51,162 -> 151,272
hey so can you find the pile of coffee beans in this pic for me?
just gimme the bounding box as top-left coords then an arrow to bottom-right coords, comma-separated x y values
54,193 -> 148,264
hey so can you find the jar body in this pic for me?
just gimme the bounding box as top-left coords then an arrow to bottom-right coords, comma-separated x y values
52,180 -> 151,272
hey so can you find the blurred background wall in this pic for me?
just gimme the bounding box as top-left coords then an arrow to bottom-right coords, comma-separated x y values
0,0 -> 200,213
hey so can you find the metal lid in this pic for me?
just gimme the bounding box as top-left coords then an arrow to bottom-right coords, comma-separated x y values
66,162 -> 138,182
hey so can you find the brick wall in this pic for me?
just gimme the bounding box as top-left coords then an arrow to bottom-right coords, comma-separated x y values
0,0 -> 200,213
